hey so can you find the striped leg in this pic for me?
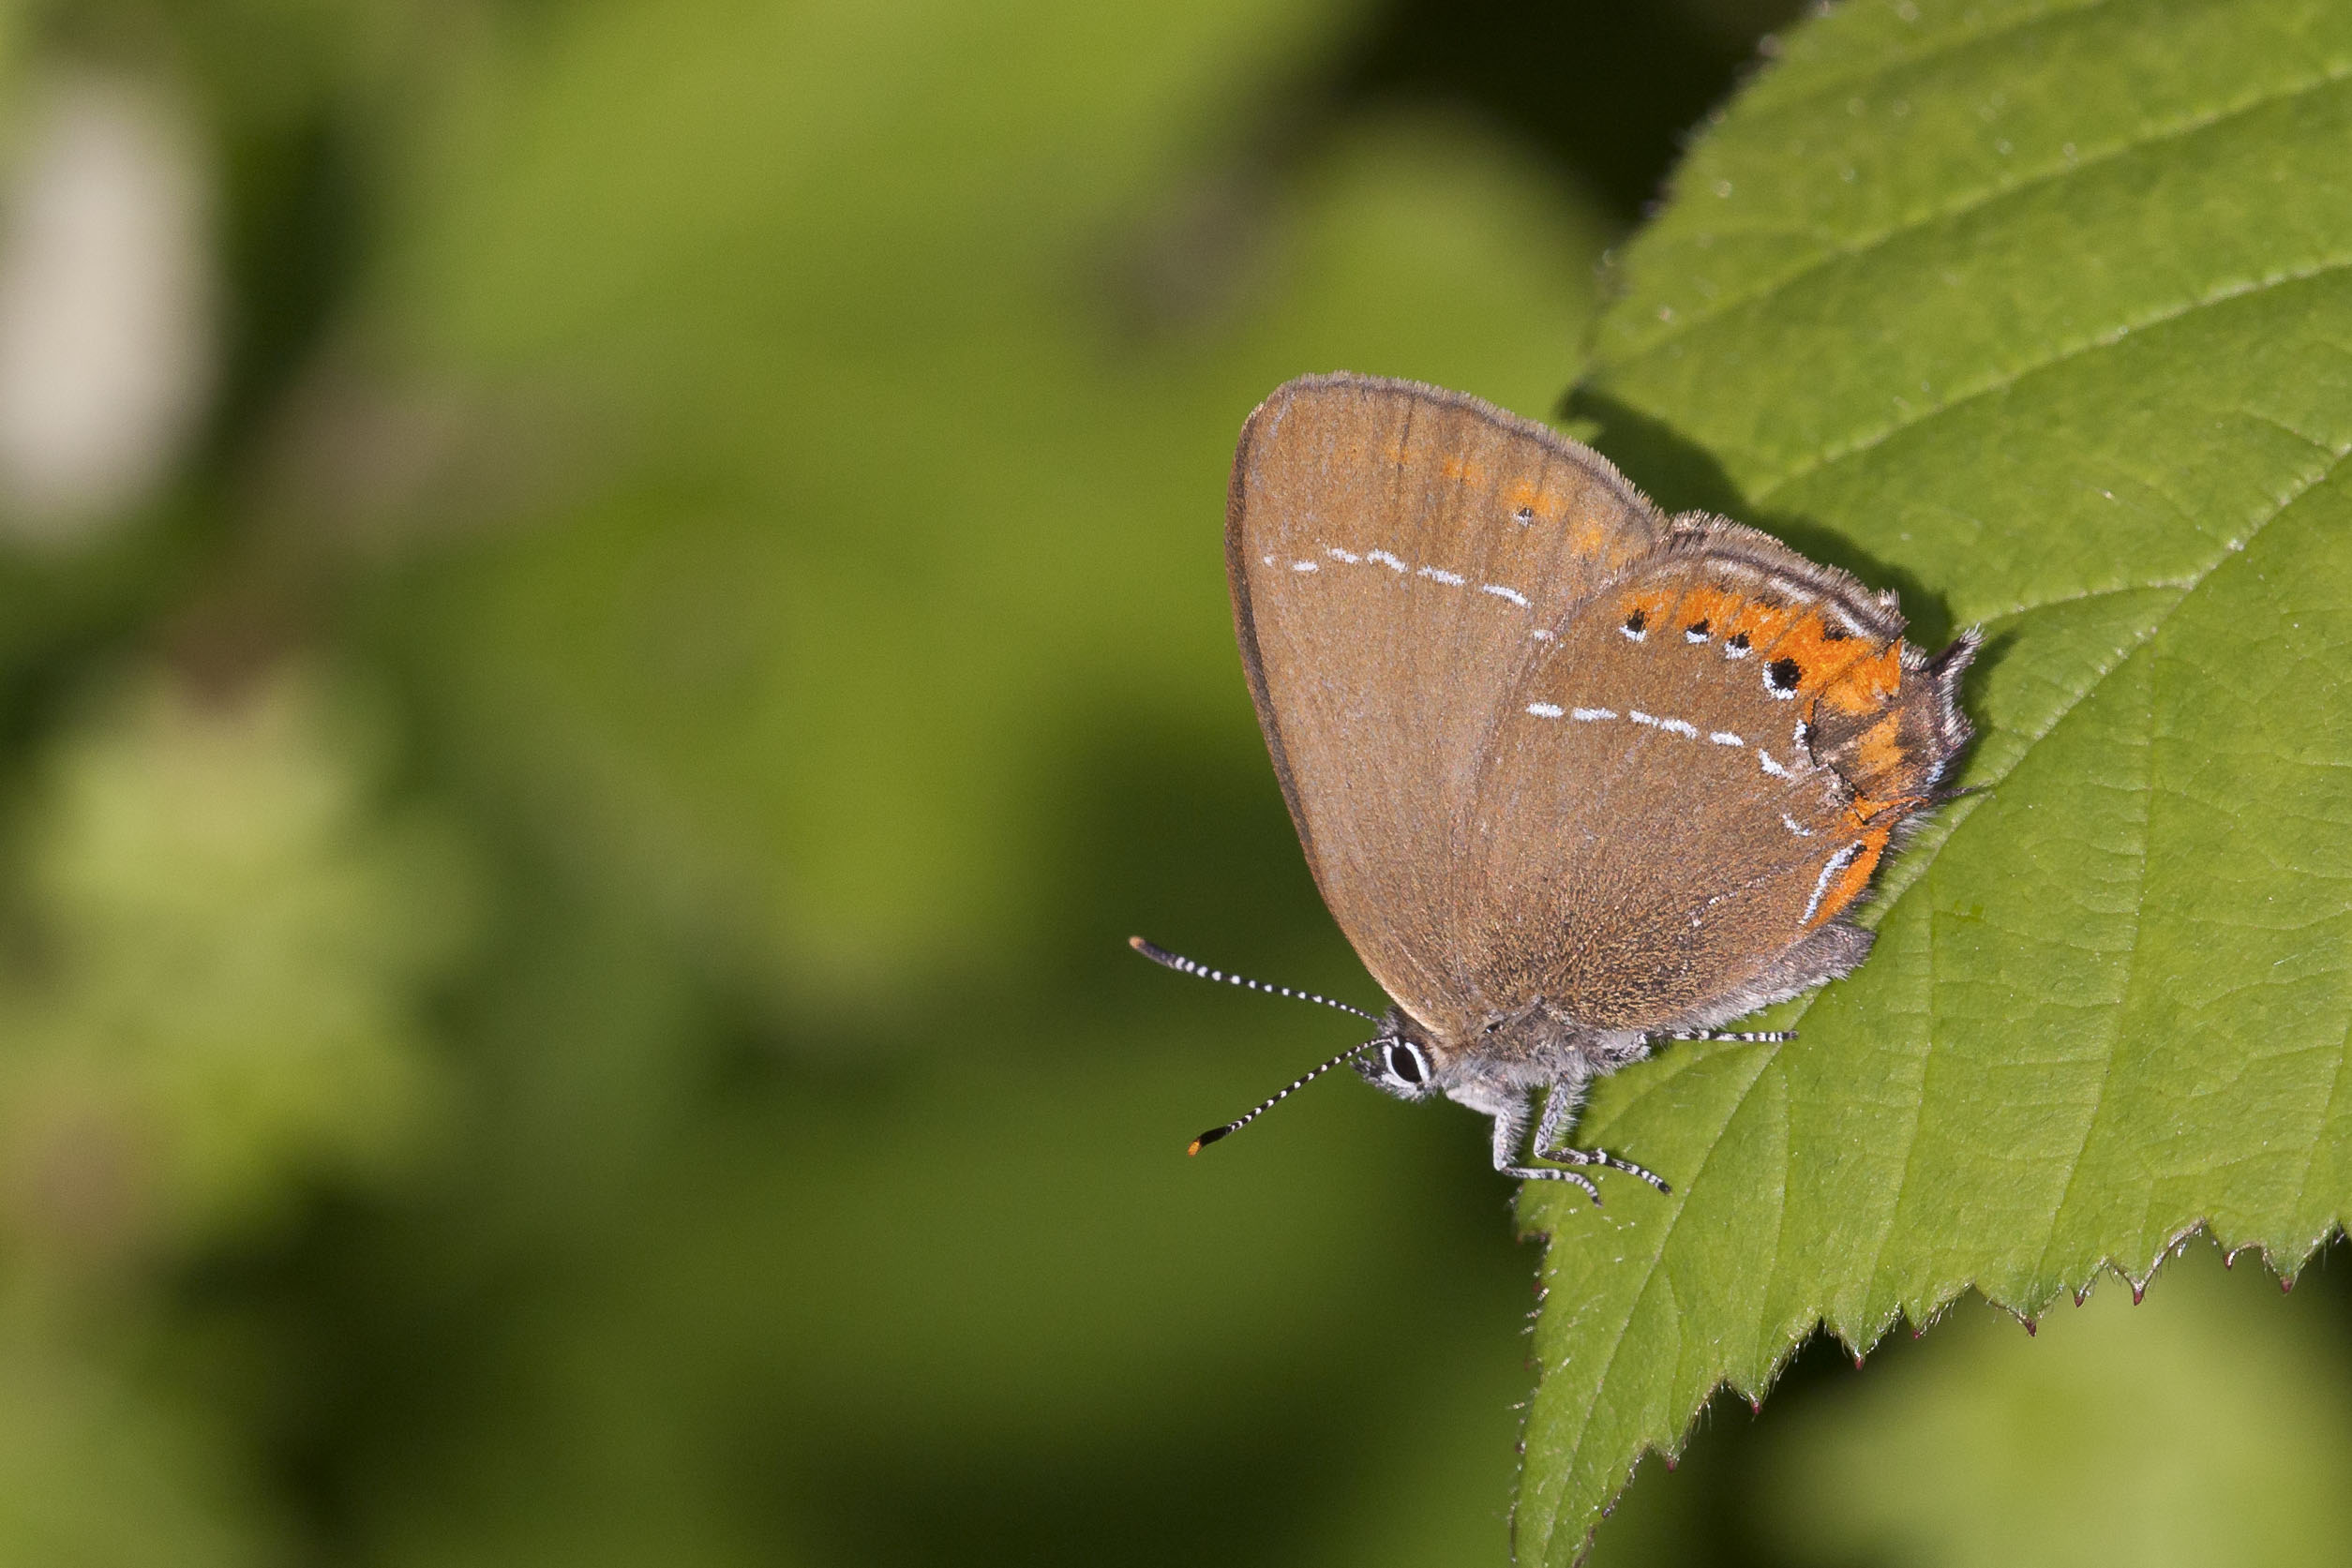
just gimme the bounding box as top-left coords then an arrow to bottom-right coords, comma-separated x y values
1532,1080 -> 1670,1197
1491,1094 -> 1602,1202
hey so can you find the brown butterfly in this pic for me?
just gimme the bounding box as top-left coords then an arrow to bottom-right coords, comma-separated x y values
1138,373 -> 1976,1202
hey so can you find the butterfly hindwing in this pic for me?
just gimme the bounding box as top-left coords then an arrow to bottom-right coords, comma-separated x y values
1461,526 -> 1924,1036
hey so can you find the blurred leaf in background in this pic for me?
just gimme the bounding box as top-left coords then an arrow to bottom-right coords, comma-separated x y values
0,1317 -> 271,1568
351,0 -> 1611,1026
0,667 -> 461,1260
1764,1244 -> 2352,1568
0,664 -> 465,1564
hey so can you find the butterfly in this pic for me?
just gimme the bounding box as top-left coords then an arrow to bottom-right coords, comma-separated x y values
1139,373 -> 1976,1201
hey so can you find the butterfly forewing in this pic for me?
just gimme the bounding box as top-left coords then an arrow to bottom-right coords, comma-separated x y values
1226,374 -> 1663,1039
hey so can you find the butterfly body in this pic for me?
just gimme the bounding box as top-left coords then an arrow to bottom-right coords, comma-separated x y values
1225,373 -> 1976,1197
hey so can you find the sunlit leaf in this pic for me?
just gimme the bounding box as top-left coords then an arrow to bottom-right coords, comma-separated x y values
1516,1 -> 2352,1560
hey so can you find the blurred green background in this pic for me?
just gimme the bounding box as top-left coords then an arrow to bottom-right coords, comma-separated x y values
0,1 -> 2344,1564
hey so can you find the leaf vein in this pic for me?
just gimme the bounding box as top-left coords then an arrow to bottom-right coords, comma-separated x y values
1755,252 -> 2352,500
1647,46 -> 2352,361
2032,670 -> 2157,1280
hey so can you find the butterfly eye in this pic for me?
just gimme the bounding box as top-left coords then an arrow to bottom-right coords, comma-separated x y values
1386,1042 -> 1428,1085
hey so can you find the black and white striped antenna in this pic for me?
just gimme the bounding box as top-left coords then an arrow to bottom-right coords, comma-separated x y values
1129,936 -> 1379,1022
1128,935 -> 1383,1156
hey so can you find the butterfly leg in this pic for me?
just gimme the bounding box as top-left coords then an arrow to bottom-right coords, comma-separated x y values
1531,1081 -> 1671,1197
1491,1094 -> 1603,1202
1666,1028 -> 1794,1042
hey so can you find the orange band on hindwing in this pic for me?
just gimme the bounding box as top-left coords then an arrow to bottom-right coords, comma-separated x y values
1613,586 -> 1679,635
1761,614 -> 1875,696
1667,583 -> 1745,638
1818,641 -> 1904,716
1852,714 -> 1905,782
1805,791 -> 1935,927
1718,598 -> 1796,650
1806,823 -> 1894,928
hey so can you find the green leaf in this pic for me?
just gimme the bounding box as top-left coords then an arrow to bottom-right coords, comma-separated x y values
0,1306 -> 276,1568
1517,1 -> 2352,1561
0,669 -> 469,1259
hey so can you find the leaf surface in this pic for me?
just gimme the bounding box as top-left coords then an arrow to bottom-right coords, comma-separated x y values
1518,2 -> 2352,1560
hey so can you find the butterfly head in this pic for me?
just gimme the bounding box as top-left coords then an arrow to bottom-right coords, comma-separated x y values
1353,1013 -> 1445,1102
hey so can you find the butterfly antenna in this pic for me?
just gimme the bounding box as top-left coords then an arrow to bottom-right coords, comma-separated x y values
1182,1039 -> 1381,1157
1127,936 -> 1379,1023
1127,937 -> 1386,1157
